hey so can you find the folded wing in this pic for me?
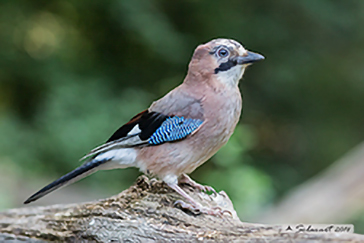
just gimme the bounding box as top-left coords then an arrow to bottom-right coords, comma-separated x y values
81,110 -> 204,160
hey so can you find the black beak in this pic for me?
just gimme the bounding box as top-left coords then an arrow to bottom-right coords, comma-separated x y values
236,51 -> 265,65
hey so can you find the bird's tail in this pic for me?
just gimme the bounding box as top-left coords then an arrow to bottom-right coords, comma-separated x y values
24,158 -> 109,204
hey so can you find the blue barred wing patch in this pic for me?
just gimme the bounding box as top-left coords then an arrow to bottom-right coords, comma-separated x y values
148,116 -> 203,145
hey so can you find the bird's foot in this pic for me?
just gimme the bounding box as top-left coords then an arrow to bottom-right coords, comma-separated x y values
178,174 -> 216,194
174,200 -> 232,216
168,179 -> 229,216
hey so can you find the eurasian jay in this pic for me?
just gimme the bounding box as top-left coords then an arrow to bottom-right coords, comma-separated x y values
24,38 -> 264,215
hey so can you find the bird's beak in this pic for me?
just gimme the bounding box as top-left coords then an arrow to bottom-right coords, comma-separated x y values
235,51 -> 265,65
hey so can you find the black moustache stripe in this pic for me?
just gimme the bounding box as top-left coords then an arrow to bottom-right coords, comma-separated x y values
214,59 -> 237,74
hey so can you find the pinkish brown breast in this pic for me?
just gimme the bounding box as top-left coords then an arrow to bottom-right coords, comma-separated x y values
136,81 -> 242,179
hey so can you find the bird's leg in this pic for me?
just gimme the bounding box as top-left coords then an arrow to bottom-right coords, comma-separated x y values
178,174 -> 216,194
167,182 -> 229,216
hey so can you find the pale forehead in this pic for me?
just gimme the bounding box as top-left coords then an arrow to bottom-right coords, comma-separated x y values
206,38 -> 246,55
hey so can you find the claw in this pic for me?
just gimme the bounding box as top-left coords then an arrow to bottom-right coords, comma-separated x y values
211,206 -> 233,217
174,200 -> 201,214
167,179 -> 230,217
178,174 -> 217,194
202,185 -> 217,194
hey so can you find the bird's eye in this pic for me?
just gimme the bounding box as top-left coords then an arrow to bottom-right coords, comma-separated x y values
217,48 -> 229,58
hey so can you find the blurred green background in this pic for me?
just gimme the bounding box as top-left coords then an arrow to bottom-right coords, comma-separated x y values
1,0 -> 364,233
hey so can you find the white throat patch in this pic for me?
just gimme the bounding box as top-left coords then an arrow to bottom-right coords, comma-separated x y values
216,65 -> 245,87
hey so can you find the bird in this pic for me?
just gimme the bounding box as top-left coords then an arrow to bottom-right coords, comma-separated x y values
24,38 -> 264,215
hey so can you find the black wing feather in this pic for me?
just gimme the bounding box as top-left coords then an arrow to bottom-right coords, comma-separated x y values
106,110 -> 169,143
106,110 -> 147,142
81,111 -> 171,160
139,112 -> 169,140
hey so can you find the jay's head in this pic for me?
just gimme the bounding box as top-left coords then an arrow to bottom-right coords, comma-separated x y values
187,38 -> 264,87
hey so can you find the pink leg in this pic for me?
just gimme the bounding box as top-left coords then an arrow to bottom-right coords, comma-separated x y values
167,182 -> 229,216
178,174 -> 216,194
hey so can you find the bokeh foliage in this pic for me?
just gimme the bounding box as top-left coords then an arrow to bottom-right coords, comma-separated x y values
0,0 -> 364,229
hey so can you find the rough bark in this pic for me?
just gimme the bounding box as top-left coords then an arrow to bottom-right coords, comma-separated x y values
0,176 -> 362,242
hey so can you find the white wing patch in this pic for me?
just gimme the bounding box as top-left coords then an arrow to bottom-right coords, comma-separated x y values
127,124 -> 141,136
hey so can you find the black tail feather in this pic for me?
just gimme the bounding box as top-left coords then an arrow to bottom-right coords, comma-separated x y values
24,159 -> 109,204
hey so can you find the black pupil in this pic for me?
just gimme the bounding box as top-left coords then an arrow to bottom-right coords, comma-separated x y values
218,49 -> 228,57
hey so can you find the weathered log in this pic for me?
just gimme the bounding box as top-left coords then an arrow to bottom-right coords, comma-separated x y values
0,176 -> 362,242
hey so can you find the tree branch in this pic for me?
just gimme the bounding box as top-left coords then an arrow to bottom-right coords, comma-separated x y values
0,176 -> 362,242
